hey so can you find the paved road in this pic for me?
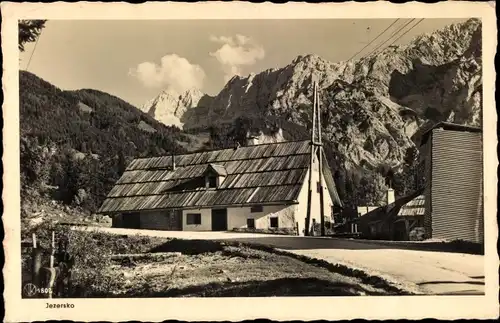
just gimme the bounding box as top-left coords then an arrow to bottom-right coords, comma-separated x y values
78,226 -> 484,295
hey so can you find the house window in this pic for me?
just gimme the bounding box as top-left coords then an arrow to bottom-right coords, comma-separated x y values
250,205 -> 263,213
317,181 -> 321,193
186,213 -> 201,225
247,218 -> 255,229
270,217 -> 279,228
208,176 -> 217,188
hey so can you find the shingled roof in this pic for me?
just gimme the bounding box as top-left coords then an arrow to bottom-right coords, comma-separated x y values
353,188 -> 425,224
98,140 -> 342,214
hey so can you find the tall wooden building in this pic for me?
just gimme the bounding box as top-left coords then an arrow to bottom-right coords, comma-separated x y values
415,122 -> 483,243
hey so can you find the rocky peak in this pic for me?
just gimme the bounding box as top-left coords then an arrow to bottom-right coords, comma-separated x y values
141,87 -> 212,129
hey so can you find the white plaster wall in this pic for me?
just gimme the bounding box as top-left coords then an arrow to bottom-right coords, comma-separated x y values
227,205 -> 296,230
182,208 -> 212,231
295,154 -> 335,236
180,205 -> 298,232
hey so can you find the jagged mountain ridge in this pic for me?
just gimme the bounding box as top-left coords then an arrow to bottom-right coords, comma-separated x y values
142,18 -> 482,170
140,87 -> 214,128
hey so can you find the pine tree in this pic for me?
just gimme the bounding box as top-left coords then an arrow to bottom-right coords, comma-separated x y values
19,20 -> 47,52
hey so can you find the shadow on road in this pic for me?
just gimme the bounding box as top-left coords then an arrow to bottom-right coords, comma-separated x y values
209,235 -> 483,255
219,236 -> 393,251
417,280 -> 485,286
148,239 -> 225,255
434,290 -> 485,296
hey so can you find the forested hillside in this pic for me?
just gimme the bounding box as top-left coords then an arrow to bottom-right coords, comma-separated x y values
20,71 -> 190,214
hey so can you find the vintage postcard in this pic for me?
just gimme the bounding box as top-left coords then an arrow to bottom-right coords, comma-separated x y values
2,1 -> 498,322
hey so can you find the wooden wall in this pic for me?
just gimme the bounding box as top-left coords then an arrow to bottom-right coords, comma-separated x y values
430,129 -> 483,243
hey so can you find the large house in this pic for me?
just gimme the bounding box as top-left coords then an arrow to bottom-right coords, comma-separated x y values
355,122 -> 484,243
98,139 -> 343,235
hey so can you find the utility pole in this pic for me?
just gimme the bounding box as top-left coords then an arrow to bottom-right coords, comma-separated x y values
317,88 -> 326,236
305,80 -> 317,236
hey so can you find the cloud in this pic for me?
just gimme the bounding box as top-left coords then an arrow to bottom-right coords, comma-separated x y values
129,54 -> 206,93
209,34 -> 265,82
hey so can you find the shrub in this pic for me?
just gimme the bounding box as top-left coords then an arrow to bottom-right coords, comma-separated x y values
23,223 -> 121,297
63,229 -> 119,297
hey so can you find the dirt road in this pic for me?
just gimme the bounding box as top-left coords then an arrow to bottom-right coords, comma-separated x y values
77,226 -> 484,295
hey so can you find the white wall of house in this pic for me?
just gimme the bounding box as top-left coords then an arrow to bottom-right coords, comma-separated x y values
295,154 -> 335,236
179,205 -> 298,231
182,208 -> 212,231
227,204 -> 296,230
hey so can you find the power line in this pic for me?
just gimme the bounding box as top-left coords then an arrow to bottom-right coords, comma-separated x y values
362,18 -> 416,59
362,18 -> 415,58
346,19 -> 400,61
26,33 -> 41,71
381,18 -> 425,50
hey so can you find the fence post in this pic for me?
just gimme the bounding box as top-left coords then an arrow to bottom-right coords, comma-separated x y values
31,234 -> 41,289
50,231 -> 55,268
48,231 -> 55,299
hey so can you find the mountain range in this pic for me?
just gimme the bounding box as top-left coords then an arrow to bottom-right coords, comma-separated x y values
141,18 -> 482,172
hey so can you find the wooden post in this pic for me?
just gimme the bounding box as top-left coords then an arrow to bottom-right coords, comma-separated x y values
305,80 -> 317,236
31,234 -> 41,288
48,231 -> 55,299
50,231 -> 55,268
317,89 -> 326,237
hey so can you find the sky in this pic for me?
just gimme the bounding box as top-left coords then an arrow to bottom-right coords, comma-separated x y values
20,18 -> 468,108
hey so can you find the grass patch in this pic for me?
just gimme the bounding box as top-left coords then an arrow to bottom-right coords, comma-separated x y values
22,228 -> 411,298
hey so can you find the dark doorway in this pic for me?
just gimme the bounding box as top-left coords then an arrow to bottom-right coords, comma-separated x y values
211,208 -> 228,231
393,221 -> 408,241
122,212 -> 140,228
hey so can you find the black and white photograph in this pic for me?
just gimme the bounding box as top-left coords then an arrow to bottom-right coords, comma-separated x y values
2,2 -> 498,322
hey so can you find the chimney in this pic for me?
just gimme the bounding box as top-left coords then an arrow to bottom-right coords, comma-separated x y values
387,188 -> 395,205
246,136 -> 259,146
172,153 -> 176,170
